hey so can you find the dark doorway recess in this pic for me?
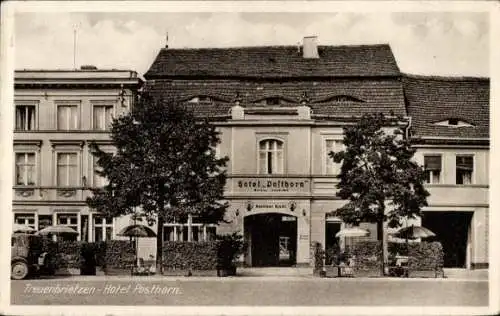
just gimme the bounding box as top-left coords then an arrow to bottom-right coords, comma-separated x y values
244,213 -> 297,267
422,211 -> 472,268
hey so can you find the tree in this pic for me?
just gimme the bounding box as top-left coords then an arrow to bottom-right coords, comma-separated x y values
86,93 -> 229,274
329,113 -> 429,275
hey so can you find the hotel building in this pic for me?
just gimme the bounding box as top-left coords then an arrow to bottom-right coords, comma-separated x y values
12,37 -> 489,269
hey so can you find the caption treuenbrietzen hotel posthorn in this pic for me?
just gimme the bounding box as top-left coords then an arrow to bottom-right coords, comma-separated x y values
24,283 -> 183,295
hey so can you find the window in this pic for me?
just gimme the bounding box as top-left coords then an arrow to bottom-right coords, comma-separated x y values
57,105 -> 78,130
57,153 -> 78,186
456,155 -> 474,185
56,213 -> 78,241
93,105 -> 114,130
93,215 -> 113,242
258,139 -> 284,174
424,155 -> 442,184
14,213 -> 36,228
38,215 -> 52,231
325,140 -> 343,175
15,105 -> 36,130
163,216 -> 216,242
15,153 -> 36,185
188,96 -> 214,103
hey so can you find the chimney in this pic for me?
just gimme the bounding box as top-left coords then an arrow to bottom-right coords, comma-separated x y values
302,36 -> 319,59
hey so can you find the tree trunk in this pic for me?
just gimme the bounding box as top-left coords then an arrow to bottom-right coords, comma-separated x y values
156,215 -> 164,275
376,220 -> 384,275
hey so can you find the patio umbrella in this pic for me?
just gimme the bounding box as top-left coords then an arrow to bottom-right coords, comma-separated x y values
336,227 -> 370,250
335,227 -> 370,238
36,225 -> 78,236
117,224 -> 157,238
13,224 -> 37,234
117,224 -> 157,273
392,225 -> 435,240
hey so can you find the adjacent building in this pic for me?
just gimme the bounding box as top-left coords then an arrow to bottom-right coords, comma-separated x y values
12,37 -> 489,269
12,67 -> 142,242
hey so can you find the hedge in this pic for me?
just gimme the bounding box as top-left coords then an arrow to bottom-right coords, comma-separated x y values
102,240 -> 135,269
163,241 -> 218,270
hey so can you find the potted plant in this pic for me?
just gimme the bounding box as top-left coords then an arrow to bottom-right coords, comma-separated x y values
216,233 -> 246,277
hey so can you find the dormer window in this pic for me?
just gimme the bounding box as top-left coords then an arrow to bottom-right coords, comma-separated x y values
434,119 -> 474,127
254,96 -> 294,106
316,95 -> 365,103
187,96 -> 213,103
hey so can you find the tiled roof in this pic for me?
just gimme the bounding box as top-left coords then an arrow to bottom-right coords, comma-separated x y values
144,45 -> 400,79
402,74 -> 490,139
144,78 -> 406,118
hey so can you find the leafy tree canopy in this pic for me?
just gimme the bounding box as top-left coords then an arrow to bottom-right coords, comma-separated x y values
86,93 -> 229,226
330,113 -> 429,230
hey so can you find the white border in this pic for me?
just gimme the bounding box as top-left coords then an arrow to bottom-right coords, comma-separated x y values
1,1 -> 499,316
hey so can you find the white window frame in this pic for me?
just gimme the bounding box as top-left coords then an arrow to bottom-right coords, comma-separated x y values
257,138 -> 285,175
56,101 -> 80,130
92,214 -> 113,242
423,154 -> 443,184
14,152 -> 37,186
54,211 -> 80,240
15,103 -> 38,131
455,153 -> 475,185
163,216 -> 217,242
92,104 -> 115,131
56,152 -> 80,187
324,138 -> 344,175
13,211 -> 38,229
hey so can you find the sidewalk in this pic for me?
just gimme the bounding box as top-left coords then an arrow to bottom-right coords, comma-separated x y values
32,267 -> 488,282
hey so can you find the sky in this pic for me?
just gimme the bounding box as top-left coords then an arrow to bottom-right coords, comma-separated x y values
13,10 -> 490,77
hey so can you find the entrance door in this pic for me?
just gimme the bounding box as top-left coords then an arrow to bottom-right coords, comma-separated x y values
244,213 -> 297,267
422,211 -> 473,268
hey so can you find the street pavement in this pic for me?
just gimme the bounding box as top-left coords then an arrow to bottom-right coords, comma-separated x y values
10,274 -> 488,306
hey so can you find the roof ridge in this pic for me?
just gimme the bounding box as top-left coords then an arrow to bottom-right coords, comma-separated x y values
160,43 -> 392,51
402,73 -> 489,82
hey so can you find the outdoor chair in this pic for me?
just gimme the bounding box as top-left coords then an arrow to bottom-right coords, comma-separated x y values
132,258 -> 155,276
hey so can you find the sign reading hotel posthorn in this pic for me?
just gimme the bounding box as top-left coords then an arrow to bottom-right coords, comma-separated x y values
234,178 -> 310,193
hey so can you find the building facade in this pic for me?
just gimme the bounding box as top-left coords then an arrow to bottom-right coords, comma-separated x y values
12,68 -> 142,242
12,38 -> 489,269
143,37 -> 490,268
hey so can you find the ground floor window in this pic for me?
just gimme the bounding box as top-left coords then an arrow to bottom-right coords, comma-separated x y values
93,215 -> 113,242
38,215 -> 52,231
163,216 -> 216,242
56,213 -> 79,241
14,213 -> 36,228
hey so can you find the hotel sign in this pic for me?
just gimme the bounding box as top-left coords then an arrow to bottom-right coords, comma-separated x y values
234,178 -> 310,193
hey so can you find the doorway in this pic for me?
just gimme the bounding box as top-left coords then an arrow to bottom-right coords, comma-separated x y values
422,211 -> 473,268
244,213 -> 297,267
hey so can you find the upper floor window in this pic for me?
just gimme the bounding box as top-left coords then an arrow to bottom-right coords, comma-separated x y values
15,153 -> 36,186
15,105 -> 36,131
93,156 -> 109,188
258,139 -> 284,174
57,153 -> 78,186
424,155 -> 442,184
456,155 -> 474,185
57,105 -> 79,130
325,140 -> 343,175
93,105 -> 114,131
